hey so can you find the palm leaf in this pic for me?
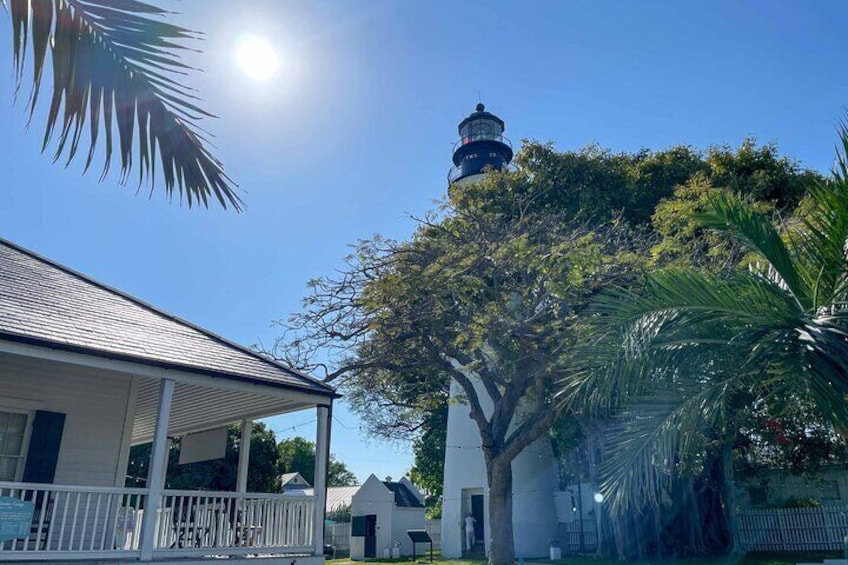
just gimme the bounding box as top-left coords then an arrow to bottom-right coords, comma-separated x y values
589,269 -> 800,332
598,370 -> 748,515
793,184 -> 848,307
6,0 -> 241,210
695,193 -> 808,308
562,269 -> 798,416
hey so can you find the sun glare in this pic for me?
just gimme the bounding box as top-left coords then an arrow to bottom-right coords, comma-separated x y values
236,37 -> 279,81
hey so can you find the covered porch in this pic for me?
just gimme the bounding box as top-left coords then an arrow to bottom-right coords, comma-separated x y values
0,344 -> 333,563
0,238 -> 337,563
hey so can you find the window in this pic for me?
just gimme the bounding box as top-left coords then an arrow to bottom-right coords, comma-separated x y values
0,411 -> 29,481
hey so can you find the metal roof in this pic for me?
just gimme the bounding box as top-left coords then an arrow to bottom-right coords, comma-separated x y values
0,238 -> 335,398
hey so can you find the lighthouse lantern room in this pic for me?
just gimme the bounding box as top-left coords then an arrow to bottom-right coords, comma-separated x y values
448,103 -> 514,186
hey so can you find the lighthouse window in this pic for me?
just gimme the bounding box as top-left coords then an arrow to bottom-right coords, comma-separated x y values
470,120 -> 494,136
464,153 -> 478,160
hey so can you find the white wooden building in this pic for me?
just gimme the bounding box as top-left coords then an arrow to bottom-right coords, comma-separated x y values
349,475 -> 425,559
0,238 -> 337,564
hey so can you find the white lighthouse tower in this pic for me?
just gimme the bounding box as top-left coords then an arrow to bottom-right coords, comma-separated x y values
441,105 -> 558,559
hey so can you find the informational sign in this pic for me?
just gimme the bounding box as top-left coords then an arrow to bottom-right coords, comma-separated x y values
407,529 -> 434,562
0,496 -> 34,542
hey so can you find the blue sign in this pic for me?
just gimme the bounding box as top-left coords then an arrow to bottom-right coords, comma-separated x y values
0,497 -> 34,542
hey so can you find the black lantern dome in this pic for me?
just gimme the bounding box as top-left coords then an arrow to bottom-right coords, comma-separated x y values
448,103 -> 513,185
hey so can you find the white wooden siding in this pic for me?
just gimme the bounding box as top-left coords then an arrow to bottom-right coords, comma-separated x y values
0,352 -> 132,487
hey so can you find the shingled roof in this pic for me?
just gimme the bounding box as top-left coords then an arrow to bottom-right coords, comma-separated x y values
383,481 -> 424,508
0,238 -> 335,397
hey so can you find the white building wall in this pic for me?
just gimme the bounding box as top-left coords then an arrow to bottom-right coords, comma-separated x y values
391,507 -> 426,555
350,474 -> 395,560
441,378 -> 558,558
0,352 -> 133,486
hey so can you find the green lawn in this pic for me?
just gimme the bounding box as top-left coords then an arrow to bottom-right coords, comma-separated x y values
326,551 -> 841,565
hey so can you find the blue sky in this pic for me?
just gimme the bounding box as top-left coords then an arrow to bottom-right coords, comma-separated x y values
2,0 -> 848,484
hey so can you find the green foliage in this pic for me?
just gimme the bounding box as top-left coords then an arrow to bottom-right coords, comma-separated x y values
278,436 -> 318,485
705,139 -> 816,210
278,134 -> 819,563
407,406 -> 447,498
425,497 -> 442,520
736,397 -> 848,480
278,436 -> 358,487
651,141 -> 823,269
779,496 -> 823,509
126,425 -> 357,491
127,422 -> 279,492
566,126 -> 848,521
476,142 -> 703,225
326,503 -> 352,522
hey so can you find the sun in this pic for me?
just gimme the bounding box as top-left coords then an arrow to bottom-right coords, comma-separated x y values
236,36 -> 279,81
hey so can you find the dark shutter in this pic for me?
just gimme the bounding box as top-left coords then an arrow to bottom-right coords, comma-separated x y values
351,515 -> 366,537
22,411 -> 66,484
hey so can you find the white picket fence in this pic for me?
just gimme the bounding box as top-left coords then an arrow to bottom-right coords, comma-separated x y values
738,505 -> 848,551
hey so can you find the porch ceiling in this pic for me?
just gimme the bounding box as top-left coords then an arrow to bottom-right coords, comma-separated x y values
132,379 -> 312,443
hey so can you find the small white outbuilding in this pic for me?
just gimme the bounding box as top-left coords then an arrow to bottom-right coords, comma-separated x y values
349,475 -> 426,559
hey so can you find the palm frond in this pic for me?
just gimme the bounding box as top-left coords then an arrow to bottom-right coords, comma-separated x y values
573,123 -> 848,519
590,269 -> 799,331
793,183 -> 848,307
562,269 -> 799,417
696,193 -> 808,308
7,0 -> 241,210
598,371 -> 747,515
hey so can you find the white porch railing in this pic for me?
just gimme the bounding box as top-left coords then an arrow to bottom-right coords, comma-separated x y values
0,482 -> 146,559
0,482 -> 316,560
152,490 -> 315,557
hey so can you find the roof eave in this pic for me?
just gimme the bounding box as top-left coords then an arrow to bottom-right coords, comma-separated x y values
0,331 -> 341,400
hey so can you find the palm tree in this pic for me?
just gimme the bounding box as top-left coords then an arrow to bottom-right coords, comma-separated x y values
563,125 -> 848,523
4,0 -> 240,210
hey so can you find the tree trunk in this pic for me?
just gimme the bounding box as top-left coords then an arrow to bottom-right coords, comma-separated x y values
487,460 -> 515,565
721,442 -> 742,555
583,424 -> 615,558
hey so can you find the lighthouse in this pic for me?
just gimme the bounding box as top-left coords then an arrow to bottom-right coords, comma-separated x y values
441,105 -> 558,559
448,103 -> 514,186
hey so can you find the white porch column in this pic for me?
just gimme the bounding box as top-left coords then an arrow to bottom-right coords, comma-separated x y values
313,404 -> 332,556
140,379 -> 175,561
236,419 -> 252,493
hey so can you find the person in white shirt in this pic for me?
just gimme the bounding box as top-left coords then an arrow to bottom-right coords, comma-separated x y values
464,512 -> 476,551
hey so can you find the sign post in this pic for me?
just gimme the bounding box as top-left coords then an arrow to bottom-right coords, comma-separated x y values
407,529 -> 433,562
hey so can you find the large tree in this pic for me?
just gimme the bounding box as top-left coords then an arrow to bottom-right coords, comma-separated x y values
4,0 -> 239,209
563,127 -> 848,555
277,138 -> 819,564
278,151 -> 653,564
